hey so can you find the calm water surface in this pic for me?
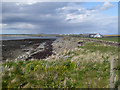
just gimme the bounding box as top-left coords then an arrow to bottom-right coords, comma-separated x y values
1,36 -> 59,40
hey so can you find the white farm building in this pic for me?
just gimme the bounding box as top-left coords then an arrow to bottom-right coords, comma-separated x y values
89,33 -> 102,38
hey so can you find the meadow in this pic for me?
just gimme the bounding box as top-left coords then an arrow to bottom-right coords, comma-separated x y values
93,37 -> 119,43
1,37 -> 120,88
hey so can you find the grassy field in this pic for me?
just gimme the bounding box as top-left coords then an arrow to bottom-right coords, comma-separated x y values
93,37 -> 119,42
80,42 -> 118,54
2,40 -> 119,88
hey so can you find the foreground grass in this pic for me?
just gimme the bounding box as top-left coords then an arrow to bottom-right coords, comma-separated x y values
2,60 -> 75,88
2,42 -> 119,88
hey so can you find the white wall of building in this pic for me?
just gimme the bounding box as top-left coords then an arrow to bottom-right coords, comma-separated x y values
94,33 -> 102,38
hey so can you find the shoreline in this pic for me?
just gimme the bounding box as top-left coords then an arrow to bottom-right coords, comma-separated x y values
1,36 -> 59,41
2,36 -> 79,61
2,38 -> 56,61
2,36 -> 119,61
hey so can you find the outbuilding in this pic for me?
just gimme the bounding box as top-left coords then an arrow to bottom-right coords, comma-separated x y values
89,33 -> 102,38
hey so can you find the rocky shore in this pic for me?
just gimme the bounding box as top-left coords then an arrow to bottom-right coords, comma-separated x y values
2,36 -> 83,62
2,39 -> 55,61
2,36 -> 119,62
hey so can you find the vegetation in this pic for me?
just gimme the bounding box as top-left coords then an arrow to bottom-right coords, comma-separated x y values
2,38 -> 119,88
2,60 -> 75,88
93,37 -> 119,43
79,42 -> 118,54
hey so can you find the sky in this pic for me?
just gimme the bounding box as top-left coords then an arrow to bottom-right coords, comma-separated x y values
1,2 -> 118,35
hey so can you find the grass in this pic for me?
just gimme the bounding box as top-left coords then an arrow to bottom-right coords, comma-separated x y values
2,60 -> 76,88
79,42 -> 118,54
2,57 -> 119,88
93,37 -> 120,43
2,38 -> 119,88
2,42 -> 119,88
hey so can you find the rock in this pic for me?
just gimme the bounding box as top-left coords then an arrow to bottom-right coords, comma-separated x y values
78,42 -> 83,44
20,45 -> 25,49
14,40 -> 54,61
58,46 -> 62,48
22,49 -> 29,52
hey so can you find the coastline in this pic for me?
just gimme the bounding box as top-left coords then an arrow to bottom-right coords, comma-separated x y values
2,36 -> 80,62
2,38 -> 56,61
2,36 -> 119,61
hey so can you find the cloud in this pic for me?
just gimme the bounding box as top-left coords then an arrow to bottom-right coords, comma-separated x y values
16,1 -> 37,5
101,1 -> 114,10
3,23 -> 36,30
2,2 -> 117,34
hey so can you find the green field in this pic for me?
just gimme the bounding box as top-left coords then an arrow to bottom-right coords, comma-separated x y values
94,37 -> 119,42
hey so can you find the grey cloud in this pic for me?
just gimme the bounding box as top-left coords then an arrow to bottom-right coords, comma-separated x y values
2,2 -> 66,24
2,2 -> 117,34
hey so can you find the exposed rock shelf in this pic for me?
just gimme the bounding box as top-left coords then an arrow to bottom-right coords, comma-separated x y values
2,39 -> 55,61
15,40 -> 54,61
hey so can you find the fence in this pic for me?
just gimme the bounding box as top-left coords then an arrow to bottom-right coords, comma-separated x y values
110,56 -> 120,89
110,56 -> 115,88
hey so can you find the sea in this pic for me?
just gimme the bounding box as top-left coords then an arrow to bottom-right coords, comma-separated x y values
1,36 -> 59,41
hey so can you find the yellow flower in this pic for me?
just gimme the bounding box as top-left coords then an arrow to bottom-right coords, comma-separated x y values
7,86 -> 9,90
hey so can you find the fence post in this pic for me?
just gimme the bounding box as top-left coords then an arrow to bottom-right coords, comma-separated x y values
118,54 -> 120,90
110,56 -> 115,88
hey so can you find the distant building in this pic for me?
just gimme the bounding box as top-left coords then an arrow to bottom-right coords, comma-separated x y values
89,34 -> 96,38
89,33 -> 102,38
78,33 -> 102,38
